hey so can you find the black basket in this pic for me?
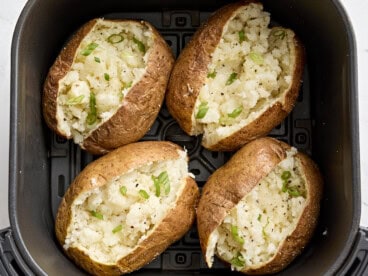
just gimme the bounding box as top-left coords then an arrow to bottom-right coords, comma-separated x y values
4,0 -> 366,275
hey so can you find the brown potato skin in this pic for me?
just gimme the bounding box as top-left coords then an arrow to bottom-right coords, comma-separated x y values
166,1 -> 251,135
197,137 -> 323,274
43,19 -> 174,155
55,141 -> 199,275
166,0 -> 305,151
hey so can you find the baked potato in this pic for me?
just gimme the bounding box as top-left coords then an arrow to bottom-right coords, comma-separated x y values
197,137 -> 323,274
166,1 -> 305,151
43,19 -> 174,155
55,141 -> 199,275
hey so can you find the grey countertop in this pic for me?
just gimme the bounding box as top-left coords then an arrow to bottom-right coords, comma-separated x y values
0,0 -> 367,229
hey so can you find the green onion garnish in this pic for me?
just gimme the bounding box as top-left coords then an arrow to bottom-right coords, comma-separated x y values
120,186 -> 127,196
139,189 -> 149,199
257,214 -> 262,221
104,73 -> 110,81
207,71 -> 217,78
152,171 -> 170,197
282,181 -> 288,192
231,225 -> 244,245
133,37 -> 146,53
287,186 -> 302,197
86,92 -> 97,125
281,171 -> 291,180
66,95 -> 84,105
262,227 -> 268,238
94,56 -> 101,63
226,73 -> 238,86
123,81 -> 133,89
112,224 -> 123,233
273,29 -> 286,39
153,176 -> 161,197
107,34 -> 124,44
231,253 -> 245,267
81,42 -> 99,56
196,102 -> 209,119
228,106 -> 243,118
249,52 -> 263,65
262,218 -> 269,238
238,30 -> 246,43
90,210 -> 103,220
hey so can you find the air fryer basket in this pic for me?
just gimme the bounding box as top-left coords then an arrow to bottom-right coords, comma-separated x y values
3,0 -> 366,275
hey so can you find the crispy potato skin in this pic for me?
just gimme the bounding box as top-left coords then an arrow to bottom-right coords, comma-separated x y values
43,19 -> 174,155
166,0 -> 305,151
43,19 -> 97,139
55,141 -> 199,275
166,1 -> 250,135
197,137 -> 323,274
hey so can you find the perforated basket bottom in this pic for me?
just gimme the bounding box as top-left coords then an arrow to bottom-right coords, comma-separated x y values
49,11 -> 312,272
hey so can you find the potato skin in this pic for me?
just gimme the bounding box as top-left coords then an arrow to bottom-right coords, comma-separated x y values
197,137 -> 323,274
166,0 -> 305,151
43,19 -> 174,155
166,1 -> 249,135
55,141 -> 199,275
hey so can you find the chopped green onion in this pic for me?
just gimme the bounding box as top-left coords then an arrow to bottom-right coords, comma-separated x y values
104,73 -> 110,81
231,253 -> 245,267
139,189 -> 149,199
249,52 -> 263,65
281,171 -> 304,197
207,71 -> 217,78
262,217 -> 270,238
152,176 -> 161,197
262,227 -> 267,238
282,180 -> 288,193
281,171 -> 291,180
120,186 -> 127,196
120,92 -> 125,101
196,102 -> 209,119
94,56 -> 101,63
112,224 -> 123,234
90,210 -> 103,220
152,171 -> 170,197
107,34 -> 124,44
86,92 -> 97,125
81,42 -> 98,56
287,186 -> 302,197
273,29 -> 286,39
238,30 -> 246,43
231,225 -> 244,245
133,37 -> 146,53
257,214 -> 262,221
228,106 -> 243,118
66,95 -> 84,105
123,81 -> 133,89
226,73 -> 238,86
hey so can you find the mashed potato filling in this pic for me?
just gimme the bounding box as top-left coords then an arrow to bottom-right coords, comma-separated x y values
193,3 -> 296,146
207,148 -> 307,271
64,152 -> 189,264
57,19 -> 153,143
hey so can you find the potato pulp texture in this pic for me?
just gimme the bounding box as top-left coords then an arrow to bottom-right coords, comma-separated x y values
64,153 -> 188,264
57,19 -> 152,144
193,3 -> 296,147
207,148 -> 307,271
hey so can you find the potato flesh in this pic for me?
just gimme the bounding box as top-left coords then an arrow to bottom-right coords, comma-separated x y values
193,3 -> 296,146
64,152 -> 189,264
57,19 -> 152,143
209,148 -> 307,271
